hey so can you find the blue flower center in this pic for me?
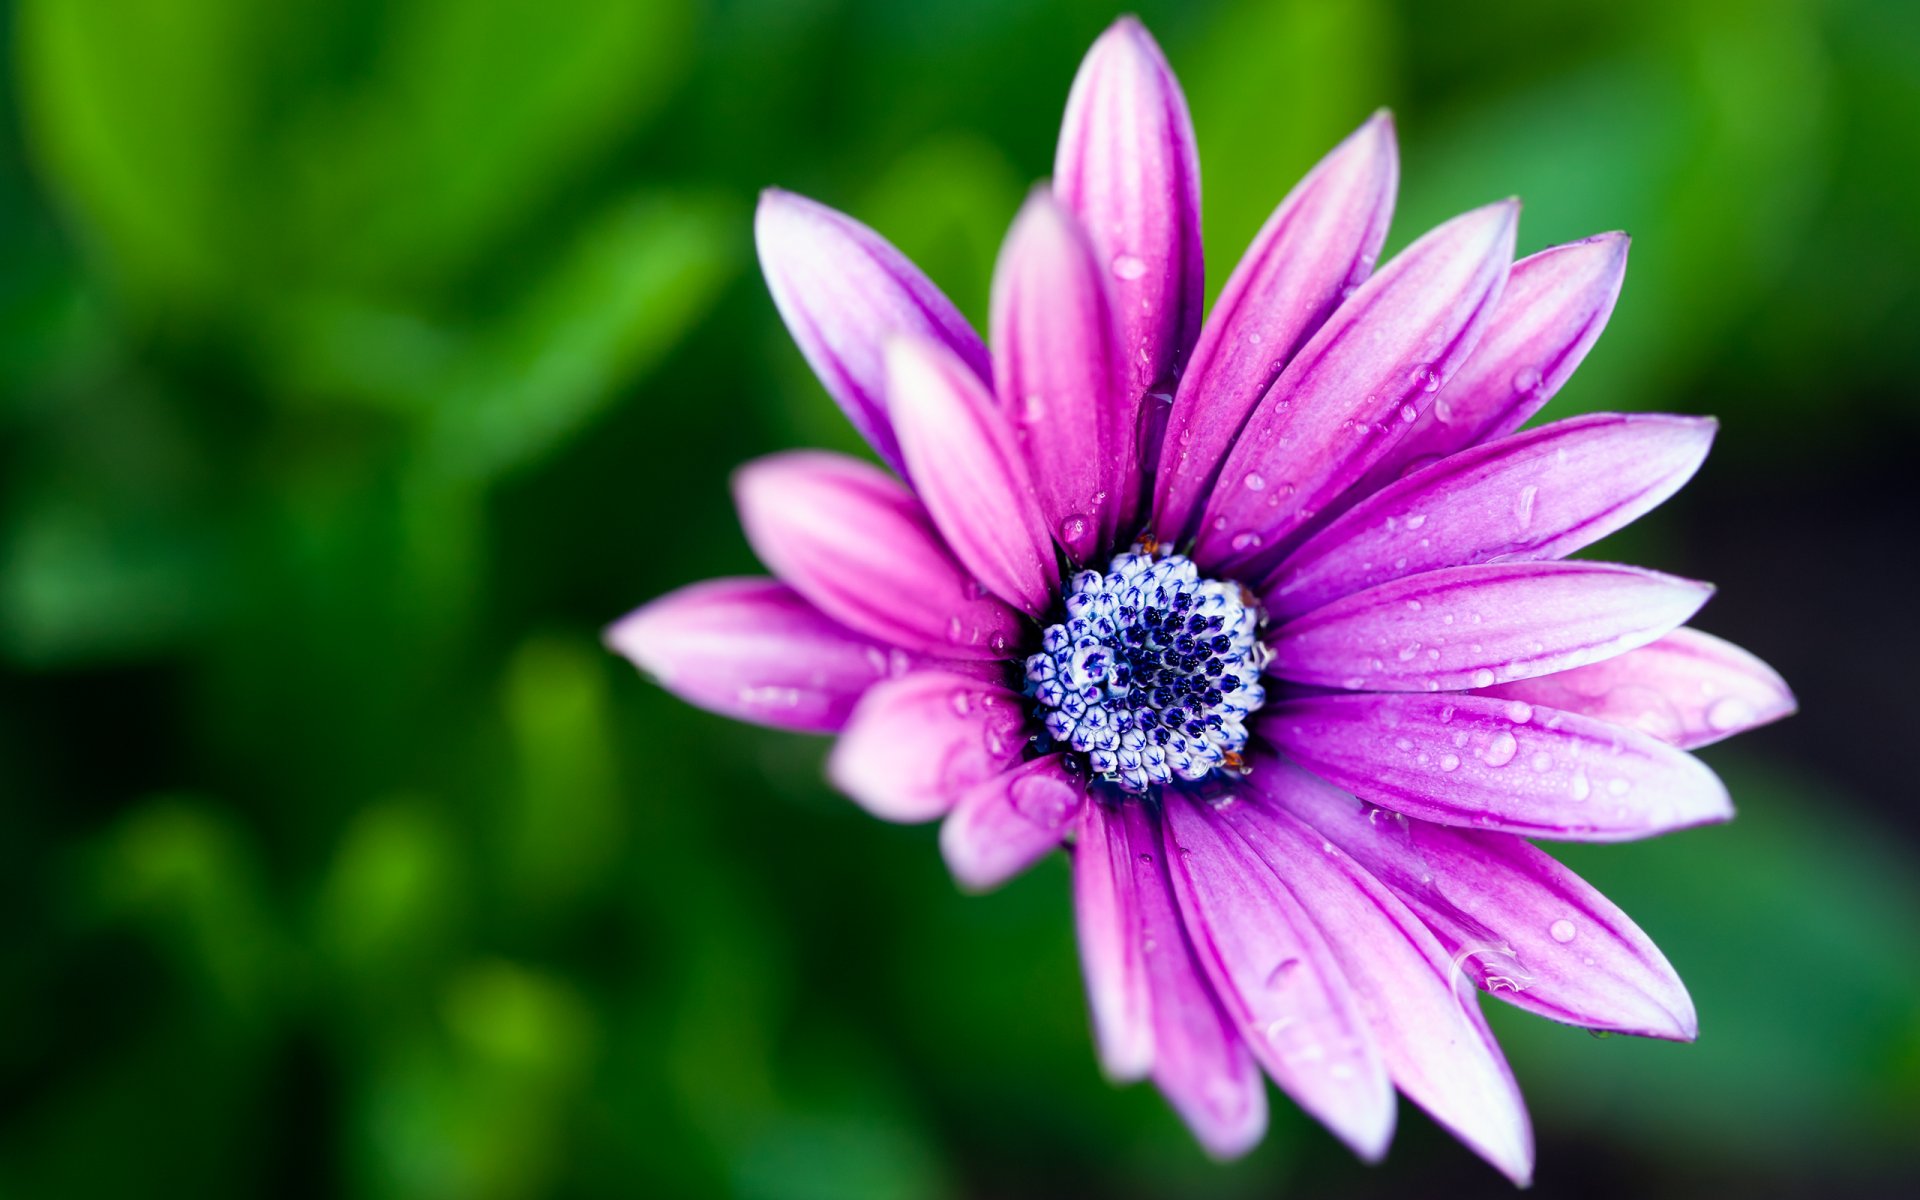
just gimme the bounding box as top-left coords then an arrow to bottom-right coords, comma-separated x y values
1024,545 -> 1267,793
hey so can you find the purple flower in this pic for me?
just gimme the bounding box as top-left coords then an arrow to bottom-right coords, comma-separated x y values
608,17 -> 1795,1181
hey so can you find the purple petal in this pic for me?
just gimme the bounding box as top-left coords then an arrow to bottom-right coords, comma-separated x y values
1074,799 -> 1154,1081
1193,202 -> 1519,578
990,191 -> 1129,560
1268,561 -> 1714,692
1259,692 -> 1734,841
886,337 -> 1061,615
607,578 -> 919,733
1159,792 -> 1395,1161
1054,16 -> 1203,413
1124,801 -> 1269,1159
1474,626 -> 1797,750
826,671 -> 1026,823
1359,233 -> 1630,491
734,451 -> 1026,659
940,754 -> 1084,893
756,189 -> 990,476
1153,112 -> 1398,542
1209,786 -> 1534,1184
1265,413 -> 1717,619
1259,757 -> 1697,1039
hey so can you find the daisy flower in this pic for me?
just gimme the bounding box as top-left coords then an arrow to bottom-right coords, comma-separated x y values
608,16 -> 1794,1182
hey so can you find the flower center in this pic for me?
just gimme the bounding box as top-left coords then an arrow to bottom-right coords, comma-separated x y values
1024,545 -> 1267,793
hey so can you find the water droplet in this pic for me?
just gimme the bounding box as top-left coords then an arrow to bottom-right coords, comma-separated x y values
949,689 -> 974,717
988,631 -> 1010,654
1606,777 -> 1632,797
1011,774 -> 1077,828
1138,852 -> 1154,864
1530,750 -> 1554,773
1570,770 -> 1591,801
1514,484 -> 1539,527
1511,366 -> 1543,394
1400,403 -> 1419,422
1439,753 -> 1461,772
1470,668 -> 1496,688
1230,531 -> 1264,552
1405,513 -> 1427,530
1405,598 -> 1423,611
1483,730 -> 1518,767
947,615 -> 964,642
1549,919 -> 1578,944
1021,392 -> 1046,421
1410,363 -> 1442,392
1397,642 -> 1421,662
1243,471 -> 1266,491
1706,696 -> 1756,731
1111,253 -> 1147,280
1058,513 -> 1091,547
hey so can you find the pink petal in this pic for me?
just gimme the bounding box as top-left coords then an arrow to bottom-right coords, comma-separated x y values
1193,202 -> 1519,578
1073,799 -> 1268,1156
1054,16 -> 1203,414
1268,561 -> 1714,693
826,671 -> 1027,823
756,189 -> 990,476
1153,112 -> 1398,542
989,191 -> 1129,560
1074,799 -> 1154,1081
1265,413 -> 1717,620
939,754 -> 1084,893
1159,792 -> 1394,1161
1259,692 -> 1734,841
607,578 -> 920,733
1212,784 -> 1535,1184
1474,626 -> 1797,750
1261,759 -> 1697,1040
734,451 -> 1026,659
1124,801 -> 1269,1159
886,337 -> 1061,615
1359,233 -> 1631,492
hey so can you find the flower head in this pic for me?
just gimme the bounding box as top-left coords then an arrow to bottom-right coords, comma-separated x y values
610,16 -> 1794,1181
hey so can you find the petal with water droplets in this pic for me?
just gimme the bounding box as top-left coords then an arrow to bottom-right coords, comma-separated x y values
735,451 -> 1025,659
1055,16 -> 1204,414
1269,561 -> 1714,692
607,578 -> 922,733
1260,759 -> 1698,1040
887,337 -> 1061,615
941,754 -> 1084,892
1265,413 -> 1717,619
1214,784 -> 1534,1185
827,672 -> 1026,823
1259,692 -> 1734,841
1473,626 -> 1796,750
1193,202 -> 1518,578
756,190 -> 989,475
991,191 -> 1128,559
1160,793 -> 1393,1160
1153,112 -> 1397,542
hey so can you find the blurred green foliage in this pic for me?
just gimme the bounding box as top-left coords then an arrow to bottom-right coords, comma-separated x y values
2,0 -> 1917,1196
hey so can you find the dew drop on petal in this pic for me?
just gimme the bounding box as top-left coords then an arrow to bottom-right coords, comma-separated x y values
1471,668 -> 1496,688
1549,919 -> 1578,944
1706,696 -> 1757,731
1243,471 -> 1266,491
1484,730 -> 1518,767
1439,754 -> 1461,772
1057,513 -> 1091,547
1511,366 -> 1543,394
1111,253 -> 1147,280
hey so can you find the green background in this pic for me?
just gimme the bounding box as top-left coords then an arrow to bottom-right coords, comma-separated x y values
3,0 -> 1916,1195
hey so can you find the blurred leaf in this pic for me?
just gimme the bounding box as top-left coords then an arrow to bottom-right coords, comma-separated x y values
312,0 -> 701,289
16,0 -> 263,303
314,798 -> 468,996
423,190 -> 740,482
498,635 -> 624,914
